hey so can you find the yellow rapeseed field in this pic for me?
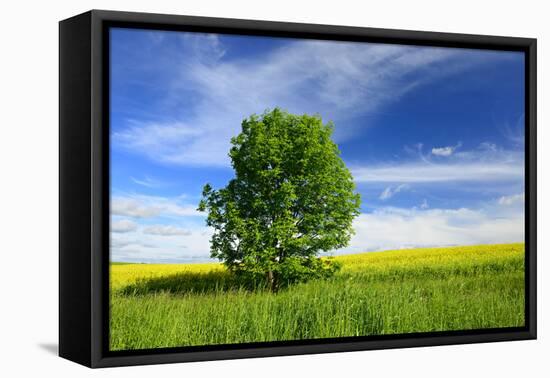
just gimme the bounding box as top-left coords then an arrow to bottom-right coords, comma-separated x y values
110,243 -> 525,350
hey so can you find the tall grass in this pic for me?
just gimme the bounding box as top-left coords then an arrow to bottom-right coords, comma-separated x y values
110,243 -> 525,351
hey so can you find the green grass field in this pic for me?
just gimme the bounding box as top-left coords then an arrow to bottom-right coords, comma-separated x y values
110,243 -> 525,351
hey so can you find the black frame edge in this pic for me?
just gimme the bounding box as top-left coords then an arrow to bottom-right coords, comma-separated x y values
59,9 -> 537,368
59,11 -> 93,367
91,10 -> 108,368
526,38 -> 537,339
95,330 -> 535,368
89,9 -> 536,48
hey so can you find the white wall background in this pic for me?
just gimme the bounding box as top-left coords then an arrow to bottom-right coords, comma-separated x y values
0,0 -> 547,376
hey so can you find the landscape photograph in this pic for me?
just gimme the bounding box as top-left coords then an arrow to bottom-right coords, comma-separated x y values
108,27 -> 526,351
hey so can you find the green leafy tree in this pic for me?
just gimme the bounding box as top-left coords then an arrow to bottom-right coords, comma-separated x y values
198,108 -> 361,291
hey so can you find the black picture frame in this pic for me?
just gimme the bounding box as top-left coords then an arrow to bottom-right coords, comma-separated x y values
59,9 -> 537,368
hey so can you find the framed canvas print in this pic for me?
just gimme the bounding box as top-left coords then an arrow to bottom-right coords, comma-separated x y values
59,10 -> 537,368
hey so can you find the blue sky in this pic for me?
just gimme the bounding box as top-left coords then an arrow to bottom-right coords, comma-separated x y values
109,27 -> 525,263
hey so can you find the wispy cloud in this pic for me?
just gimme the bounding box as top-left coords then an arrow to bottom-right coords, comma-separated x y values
111,194 -> 203,219
379,184 -> 409,200
110,225 -> 213,263
479,142 -> 498,152
431,147 -> 454,157
112,34 -> 495,167
420,199 -> 429,209
143,225 -> 192,236
354,161 -> 522,183
431,142 -> 462,157
502,114 -> 525,147
111,219 -> 138,233
498,193 -> 525,206
130,175 -> 163,188
353,145 -> 523,184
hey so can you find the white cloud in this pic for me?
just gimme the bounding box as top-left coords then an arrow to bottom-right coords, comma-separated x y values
110,193 -> 211,262
502,114 -> 525,146
420,199 -> 429,209
353,161 -> 522,183
143,225 -> 192,236
431,141 -> 462,157
338,204 -> 524,254
110,226 -> 213,263
110,196 -> 524,262
111,198 -> 160,218
368,142 -> 519,185
379,187 -> 392,200
431,146 -> 454,156
379,184 -> 409,200
111,194 -> 203,219
498,193 -> 525,206
479,142 -> 497,152
353,147 -> 523,184
113,36 -> 492,167
111,219 -> 138,233
130,176 -> 162,188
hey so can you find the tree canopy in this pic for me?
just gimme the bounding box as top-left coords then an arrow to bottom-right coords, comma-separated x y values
198,108 -> 361,291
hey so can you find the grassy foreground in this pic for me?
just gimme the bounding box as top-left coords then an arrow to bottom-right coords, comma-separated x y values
110,243 -> 525,351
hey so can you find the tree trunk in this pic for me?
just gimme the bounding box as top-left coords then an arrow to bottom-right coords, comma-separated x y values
266,270 -> 278,292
